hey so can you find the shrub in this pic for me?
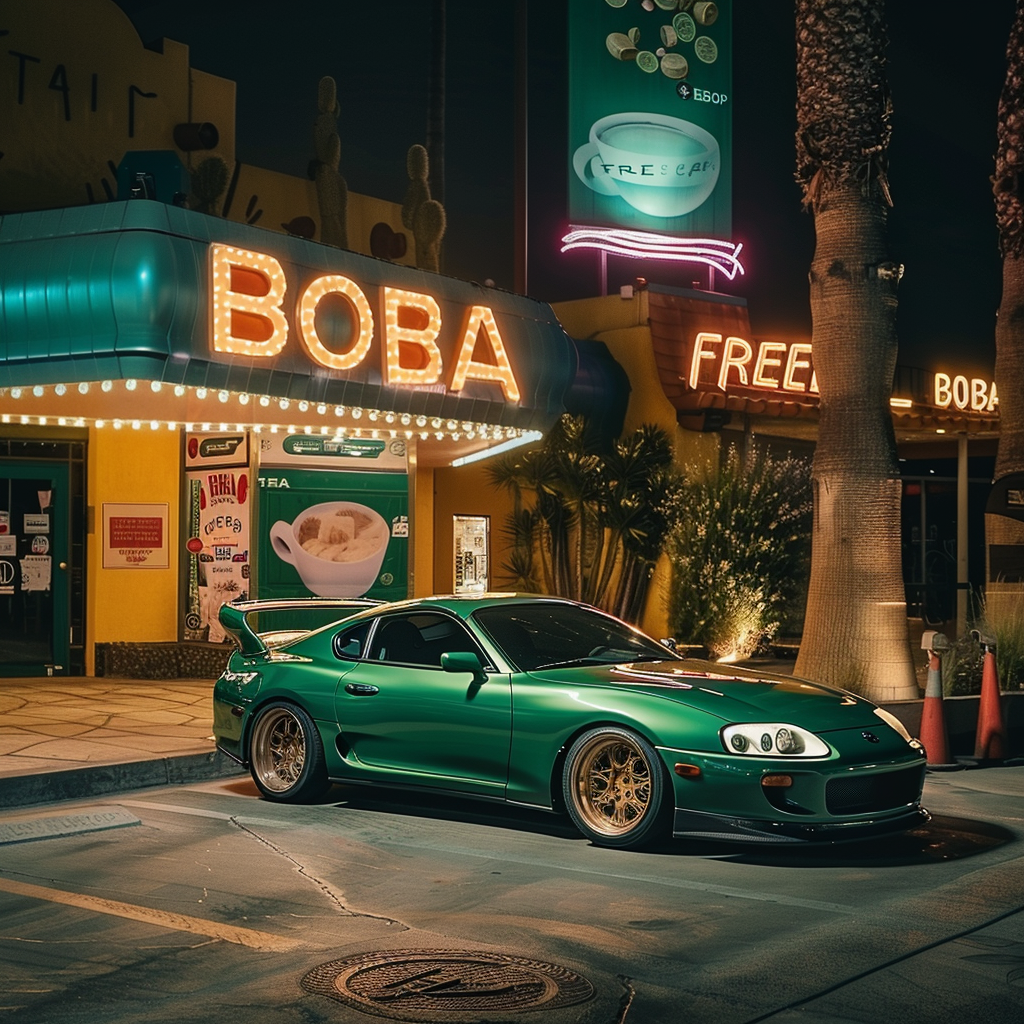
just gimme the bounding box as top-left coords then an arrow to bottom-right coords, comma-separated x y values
664,445 -> 812,660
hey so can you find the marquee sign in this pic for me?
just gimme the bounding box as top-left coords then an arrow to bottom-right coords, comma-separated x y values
647,285 -> 998,428
0,202 -> 577,431
210,244 -> 520,402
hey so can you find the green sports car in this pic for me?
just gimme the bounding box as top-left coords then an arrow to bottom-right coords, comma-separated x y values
212,594 -> 928,850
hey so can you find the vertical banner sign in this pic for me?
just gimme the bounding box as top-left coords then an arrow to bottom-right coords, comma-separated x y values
183,434 -> 251,643
568,0 -> 732,238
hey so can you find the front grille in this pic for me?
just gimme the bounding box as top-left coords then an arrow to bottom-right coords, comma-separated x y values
825,765 -> 925,815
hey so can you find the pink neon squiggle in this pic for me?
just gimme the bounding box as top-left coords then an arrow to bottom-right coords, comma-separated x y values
560,226 -> 745,281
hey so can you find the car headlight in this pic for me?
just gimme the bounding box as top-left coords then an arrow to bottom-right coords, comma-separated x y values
721,723 -> 830,758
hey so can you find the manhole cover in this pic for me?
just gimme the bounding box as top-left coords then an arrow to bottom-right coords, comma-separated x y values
301,948 -> 595,1020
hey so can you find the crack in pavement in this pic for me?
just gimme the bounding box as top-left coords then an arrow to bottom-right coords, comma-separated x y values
228,816 -> 408,930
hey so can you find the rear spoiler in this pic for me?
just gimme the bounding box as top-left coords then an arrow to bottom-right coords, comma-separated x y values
219,598 -> 380,657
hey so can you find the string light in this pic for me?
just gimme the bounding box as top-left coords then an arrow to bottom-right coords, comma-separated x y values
0,377 -> 538,444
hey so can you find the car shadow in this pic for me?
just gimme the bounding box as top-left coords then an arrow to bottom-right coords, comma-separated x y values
665,814 -> 1016,867
323,783 -> 586,841
219,780 -> 1014,865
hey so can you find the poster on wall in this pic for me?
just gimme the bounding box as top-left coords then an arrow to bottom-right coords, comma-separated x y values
568,0 -> 732,238
453,515 -> 489,594
102,503 -> 169,568
182,434 -> 251,642
257,467 -> 408,603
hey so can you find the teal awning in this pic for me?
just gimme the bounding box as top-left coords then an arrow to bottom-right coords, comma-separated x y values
0,202 -> 576,431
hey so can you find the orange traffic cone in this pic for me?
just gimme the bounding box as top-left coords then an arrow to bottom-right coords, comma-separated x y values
973,641 -> 1008,762
919,642 -> 956,769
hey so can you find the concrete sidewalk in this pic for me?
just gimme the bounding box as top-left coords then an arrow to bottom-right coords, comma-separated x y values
0,678 -> 243,809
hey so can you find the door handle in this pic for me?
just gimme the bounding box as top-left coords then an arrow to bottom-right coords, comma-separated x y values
344,683 -> 379,696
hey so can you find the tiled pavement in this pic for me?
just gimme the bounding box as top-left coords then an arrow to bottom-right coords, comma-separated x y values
0,678 -> 242,808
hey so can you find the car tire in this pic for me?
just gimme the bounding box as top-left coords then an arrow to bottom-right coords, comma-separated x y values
562,726 -> 669,849
249,702 -> 331,802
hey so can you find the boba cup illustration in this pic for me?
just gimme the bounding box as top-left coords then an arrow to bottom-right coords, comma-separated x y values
270,501 -> 390,597
573,112 -> 720,218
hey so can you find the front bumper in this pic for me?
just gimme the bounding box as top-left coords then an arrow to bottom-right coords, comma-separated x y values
672,804 -> 931,844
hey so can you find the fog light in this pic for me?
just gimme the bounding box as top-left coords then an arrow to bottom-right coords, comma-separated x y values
761,774 -> 793,788
674,763 -> 702,779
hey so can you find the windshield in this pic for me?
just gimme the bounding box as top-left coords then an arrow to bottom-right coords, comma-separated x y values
473,601 -> 676,672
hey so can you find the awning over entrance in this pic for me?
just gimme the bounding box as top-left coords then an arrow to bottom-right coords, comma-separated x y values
0,202 -> 585,464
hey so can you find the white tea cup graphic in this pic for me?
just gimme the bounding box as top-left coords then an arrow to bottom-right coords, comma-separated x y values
270,501 -> 390,597
573,112 -> 720,218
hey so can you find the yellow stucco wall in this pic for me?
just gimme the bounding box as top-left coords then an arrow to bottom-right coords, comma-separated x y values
412,464 -> 435,598
86,427 -> 181,669
432,462 -> 515,596
1,0 -> 409,259
552,293 -> 719,639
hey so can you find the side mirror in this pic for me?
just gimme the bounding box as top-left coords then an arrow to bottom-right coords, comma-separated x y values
441,651 -> 486,681
660,637 -> 678,651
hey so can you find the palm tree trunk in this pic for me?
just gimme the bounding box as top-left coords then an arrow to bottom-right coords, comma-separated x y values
986,253 -> 1024,617
987,1 -> 1024,619
792,0 -> 917,700
794,186 -> 918,699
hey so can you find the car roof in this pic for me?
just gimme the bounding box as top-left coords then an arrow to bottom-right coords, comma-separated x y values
350,593 -> 583,619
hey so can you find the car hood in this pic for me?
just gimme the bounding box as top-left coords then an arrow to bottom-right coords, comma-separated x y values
525,659 -> 879,728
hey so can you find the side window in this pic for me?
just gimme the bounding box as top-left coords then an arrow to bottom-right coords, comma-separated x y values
333,620 -> 373,661
368,613 -> 487,669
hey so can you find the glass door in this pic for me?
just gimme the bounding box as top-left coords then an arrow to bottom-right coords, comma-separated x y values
0,462 -> 70,675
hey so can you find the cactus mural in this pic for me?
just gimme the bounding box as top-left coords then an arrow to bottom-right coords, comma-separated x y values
402,143 -> 446,273
188,156 -> 228,215
312,76 -> 348,249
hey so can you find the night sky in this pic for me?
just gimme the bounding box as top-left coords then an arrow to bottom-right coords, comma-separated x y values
110,0 -> 1018,377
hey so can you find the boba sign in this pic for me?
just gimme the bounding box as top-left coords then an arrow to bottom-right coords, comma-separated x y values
568,0 -> 732,236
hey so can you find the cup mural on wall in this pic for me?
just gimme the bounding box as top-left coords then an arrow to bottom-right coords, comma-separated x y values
257,467 -> 408,603
270,500 -> 391,598
569,0 -> 732,237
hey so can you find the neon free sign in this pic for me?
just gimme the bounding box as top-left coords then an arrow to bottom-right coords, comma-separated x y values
208,244 -> 521,403
688,332 -> 818,395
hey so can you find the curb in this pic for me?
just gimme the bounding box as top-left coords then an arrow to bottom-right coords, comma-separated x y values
0,751 -> 245,810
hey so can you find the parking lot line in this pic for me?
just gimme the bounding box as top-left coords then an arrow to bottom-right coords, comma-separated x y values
0,875 -> 302,951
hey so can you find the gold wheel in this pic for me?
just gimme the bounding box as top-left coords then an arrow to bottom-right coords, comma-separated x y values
249,703 -> 328,801
565,729 -> 662,845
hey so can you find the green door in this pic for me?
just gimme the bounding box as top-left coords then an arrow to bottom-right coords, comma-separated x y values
335,612 -> 512,794
0,461 -> 70,676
